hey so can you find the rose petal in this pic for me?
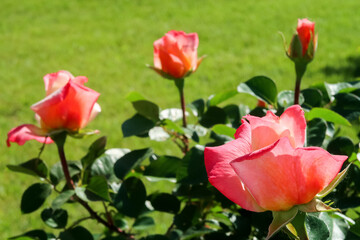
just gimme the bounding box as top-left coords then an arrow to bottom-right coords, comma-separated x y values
31,80 -> 100,131
7,124 -> 53,147
43,70 -> 88,96
205,121 -> 264,212
168,30 -> 199,69
279,105 -> 306,148
158,47 -> 187,79
245,105 -> 305,150
153,38 -> 163,69
89,102 -> 101,122
230,138 -> 346,211
297,18 -> 315,56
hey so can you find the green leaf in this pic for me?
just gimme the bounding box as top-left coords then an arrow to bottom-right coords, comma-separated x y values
160,108 -> 184,122
301,88 -> 323,108
306,118 -> 327,147
59,226 -> 94,240
318,212 -> 349,240
52,190 -> 75,209
132,216 -> 155,231
149,127 -> 170,141
148,193 -> 180,214
188,98 -> 205,117
223,104 -> 241,128
113,214 -> 129,230
174,205 -> 201,231
177,145 -> 207,185
86,176 -> 110,201
209,131 -> 233,145
207,90 -> 238,106
305,215 -> 330,240
163,119 -> 184,134
81,136 -> 107,169
212,124 -> 236,139
9,230 -> 47,240
187,124 -> 207,137
91,148 -> 130,181
327,136 -> 354,157
140,235 -> 169,240
74,187 -> 104,202
122,114 -> 155,137
324,82 -> 360,101
350,219 -> 360,237
305,108 -> 351,126
199,106 -> 227,128
50,161 -> 81,186
332,92 -> 360,121
126,92 -> 160,121
182,227 -> 214,240
144,155 -> 181,179
7,158 -> 48,179
21,183 -> 52,214
41,208 -> 68,229
114,177 -> 147,218
237,76 -> 278,105
277,90 -> 304,108
266,208 -> 298,240
126,91 -> 145,102
132,100 -> 160,121
114,148 -> 153,180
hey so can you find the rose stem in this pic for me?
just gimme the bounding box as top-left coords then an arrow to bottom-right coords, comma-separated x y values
294,63 -> 307,105
175,78 -> 189,153
53,132 -> 133,238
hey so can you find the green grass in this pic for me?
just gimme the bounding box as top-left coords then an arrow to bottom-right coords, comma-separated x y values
1,0 -> 360,238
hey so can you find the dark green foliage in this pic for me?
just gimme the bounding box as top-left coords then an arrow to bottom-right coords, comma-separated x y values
21,183 -> 52,214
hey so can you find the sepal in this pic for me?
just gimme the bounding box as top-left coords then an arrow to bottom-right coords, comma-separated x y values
267,207 -> 298,240
297,199 -> 339,213
288,34 -> 303,60
147,65 -> 194,81
317,164 -> 351,198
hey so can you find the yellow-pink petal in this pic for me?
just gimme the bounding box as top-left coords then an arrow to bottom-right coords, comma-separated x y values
230,138 -> 346,211
7,124 -> 53,146
31,80 -> 100,132
205,121 -> 264,212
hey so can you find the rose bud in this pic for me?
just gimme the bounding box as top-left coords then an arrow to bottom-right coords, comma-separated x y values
288,18 -> 317,62
151,30 -> 203,80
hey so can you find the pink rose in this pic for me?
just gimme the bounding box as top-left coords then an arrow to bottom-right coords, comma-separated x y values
153,30 -> 203,79
204,105 -> 347,212
7,71 -> 101,146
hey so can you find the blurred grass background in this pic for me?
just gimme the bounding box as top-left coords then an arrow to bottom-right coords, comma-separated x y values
1,0 -> 360,238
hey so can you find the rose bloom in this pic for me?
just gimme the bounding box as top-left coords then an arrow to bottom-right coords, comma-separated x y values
7,70 -> 101,146
204,105 -> 347,212
153,30 -> 203,79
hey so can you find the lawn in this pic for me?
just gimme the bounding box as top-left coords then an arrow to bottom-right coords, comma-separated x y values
1,0 -> 360,238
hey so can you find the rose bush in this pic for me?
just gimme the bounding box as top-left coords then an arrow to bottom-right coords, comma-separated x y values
7,70 -> 101,146
204,105 -> 347,212
151,30 -> 203,79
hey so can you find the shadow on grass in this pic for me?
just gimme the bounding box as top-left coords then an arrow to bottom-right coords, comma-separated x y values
322,54 -> 360,80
